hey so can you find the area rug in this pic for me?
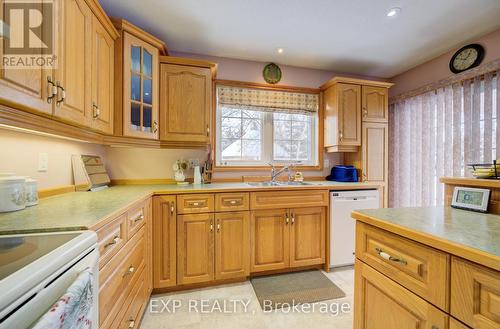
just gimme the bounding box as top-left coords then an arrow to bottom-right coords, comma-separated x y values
250,270 -> 346,310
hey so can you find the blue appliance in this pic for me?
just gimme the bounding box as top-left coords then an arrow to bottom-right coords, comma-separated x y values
326,165 -> 359,182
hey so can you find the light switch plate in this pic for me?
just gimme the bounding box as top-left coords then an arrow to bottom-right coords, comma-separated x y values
38,153 -> 48,172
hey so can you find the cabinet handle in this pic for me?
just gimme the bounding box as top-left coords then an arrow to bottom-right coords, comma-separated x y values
128,319 -> 135,329
375,247 -> 407,265
362,173 -> 367,182
123,265 -> 135,277
47,76 -> 57,103
206,126 -> 210,137
55,81 -> 65,106
339,131 -> 343,141
431,326 -> 438,329
153,120 -> 158,133
92,102 -> 100,118
170,203 -> 175,215
210,220 -> 214,232
363,107 -> 368,117
216,219 -> 221,233
291,213 -> 295,224
104,235 -> 120,249
133,214 -> 144,223
285,213 -> 290,225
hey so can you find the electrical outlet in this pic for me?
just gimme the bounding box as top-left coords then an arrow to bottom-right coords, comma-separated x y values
188,159 -> 200,169
38,153 -> 48,172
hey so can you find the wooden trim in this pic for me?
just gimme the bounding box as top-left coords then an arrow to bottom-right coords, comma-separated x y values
159,56 -> 217,77
83,0 -> 119,39
440,177 -> 500,189
320,76 -> 394,90
111,179 -> 177,185
110,17 -> 168,55
215,79 -> 320,94
38,185 -> 76,198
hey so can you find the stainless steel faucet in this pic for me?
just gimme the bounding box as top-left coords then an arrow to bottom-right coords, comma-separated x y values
269,163 -> 292,183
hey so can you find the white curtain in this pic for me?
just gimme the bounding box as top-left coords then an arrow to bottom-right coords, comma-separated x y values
389,71 -> 499,207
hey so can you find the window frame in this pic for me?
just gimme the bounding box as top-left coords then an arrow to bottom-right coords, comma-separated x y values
212,80 -> 323,171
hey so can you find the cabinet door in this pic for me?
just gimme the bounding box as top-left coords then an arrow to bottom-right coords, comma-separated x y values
177,213 -> 214,285
123,32 -> 159,139
90,15 -> 114,134
354,260 -> 448,329
250,209 -> 289,272
450,318 -> 470,329
159,63 -> 211,143
338,83 -> 361,146
152,196 -> 176,289
362,86 -> 388,122
289,207 -> 326,268
361,122 -> 388,183
215,211 -> 250,280
0,1 -> 52,115
53,0 -> 92,126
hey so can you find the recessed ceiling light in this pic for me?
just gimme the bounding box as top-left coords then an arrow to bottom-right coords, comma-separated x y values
386,7 -> 401,17
277,48 -> 284,54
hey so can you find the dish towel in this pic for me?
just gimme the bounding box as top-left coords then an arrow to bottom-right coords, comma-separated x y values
33,268 -> 94,329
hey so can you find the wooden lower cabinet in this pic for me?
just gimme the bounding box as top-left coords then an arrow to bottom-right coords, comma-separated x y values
215,211 -> 250,280
152,196 -> 177,288
450,318 -> 471,329
289,207 -> 326,267
250,209 -> 290,272
177,213 -> 215,285
354,260 -> 448,329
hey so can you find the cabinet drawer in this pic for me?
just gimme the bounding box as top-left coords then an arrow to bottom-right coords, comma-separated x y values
97,213 -> 127,268
111,267 -> 148,329
177,194 -> 214,214
250,190 -> 328,210
356,222 -> 449,310
99,228 -> 145,324
451,257 -> 500,329
215,193 -> 249,212
127,200 -> 147,238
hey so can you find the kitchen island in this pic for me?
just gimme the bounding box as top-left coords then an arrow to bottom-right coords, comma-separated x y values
351,206 -> 500,329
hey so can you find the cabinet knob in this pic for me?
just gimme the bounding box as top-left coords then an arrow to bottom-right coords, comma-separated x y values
206,126 -> 210,137
291,213 -> 295,224
123,265 -> 135,277
47,76 -> 57,103
363,107 -> 368,117
170,203 -> 175,215
92,102 -> 100,118
55,81 -> 65,106
339,131 -> 343,141
128,319 -> 136,329
210,220 -> 214,232
104,235 -> 120,249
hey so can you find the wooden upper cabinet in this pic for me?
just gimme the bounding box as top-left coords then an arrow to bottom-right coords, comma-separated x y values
153,196 -> 177,289
215,211 -> 250,280
177,213 -> 215,285
250,209 -> 290,273
112,19 -> 166,140
0,1 -> 52,115
289,207 -> 326,268
361,122 -> 388,183
122,32 -> 159,139
362,86 -> 388,122
52,0 -> 93,127
90,15 -> 114,134
354,260 -> 449,329
159,57 -> 216,145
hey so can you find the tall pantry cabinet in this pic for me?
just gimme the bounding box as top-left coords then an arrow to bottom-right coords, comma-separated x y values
321,77 -> 393,207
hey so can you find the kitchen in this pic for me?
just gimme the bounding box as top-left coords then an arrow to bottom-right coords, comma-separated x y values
0,0 -> 499,328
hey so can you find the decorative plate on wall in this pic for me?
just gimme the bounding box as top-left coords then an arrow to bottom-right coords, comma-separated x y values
263,63 -> 282,84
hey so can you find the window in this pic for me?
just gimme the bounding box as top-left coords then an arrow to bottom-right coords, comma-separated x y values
389,72 -> 498,208
215,84 -> 319,167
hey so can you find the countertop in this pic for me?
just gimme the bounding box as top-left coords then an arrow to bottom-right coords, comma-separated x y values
0,181 -> 378,235
352,206 -> 500,271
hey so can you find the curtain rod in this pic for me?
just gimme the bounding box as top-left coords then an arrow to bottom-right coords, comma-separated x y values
390,59 -> 500,104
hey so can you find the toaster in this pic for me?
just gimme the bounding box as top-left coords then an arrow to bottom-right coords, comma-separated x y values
326,165 -> 359,182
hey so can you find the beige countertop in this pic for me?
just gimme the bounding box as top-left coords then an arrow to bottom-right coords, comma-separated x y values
0,181 -> 378,235
352,206 -> 500,271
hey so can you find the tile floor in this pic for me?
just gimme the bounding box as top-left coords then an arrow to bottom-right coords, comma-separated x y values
140,268 -> 354,329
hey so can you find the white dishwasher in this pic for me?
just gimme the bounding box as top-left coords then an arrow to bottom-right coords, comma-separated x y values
330,189 -> 379,268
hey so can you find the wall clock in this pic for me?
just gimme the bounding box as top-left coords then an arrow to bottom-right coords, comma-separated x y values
263,63 -> 282,84
449,44 -> 485,74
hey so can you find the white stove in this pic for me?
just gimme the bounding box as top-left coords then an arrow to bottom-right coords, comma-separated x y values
0,231 -> 99,329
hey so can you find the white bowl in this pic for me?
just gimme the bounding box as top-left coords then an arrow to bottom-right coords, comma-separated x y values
0,176 -> 27,212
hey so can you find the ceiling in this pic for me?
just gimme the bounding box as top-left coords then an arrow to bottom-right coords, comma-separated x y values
101,0 -> 500,78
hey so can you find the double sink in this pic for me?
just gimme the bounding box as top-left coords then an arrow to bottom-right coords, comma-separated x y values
246,181 -> 313,187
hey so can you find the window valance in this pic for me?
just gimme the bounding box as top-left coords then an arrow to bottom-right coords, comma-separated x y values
217,85 -> 319,115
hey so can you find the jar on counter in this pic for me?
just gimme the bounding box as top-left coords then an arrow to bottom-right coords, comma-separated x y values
0,176 -> 26,212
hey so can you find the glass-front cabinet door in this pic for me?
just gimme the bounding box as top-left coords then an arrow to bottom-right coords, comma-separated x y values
123,32 -> 159,139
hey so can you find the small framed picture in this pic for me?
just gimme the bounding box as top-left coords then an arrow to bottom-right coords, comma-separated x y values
451,187 -> 490,213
